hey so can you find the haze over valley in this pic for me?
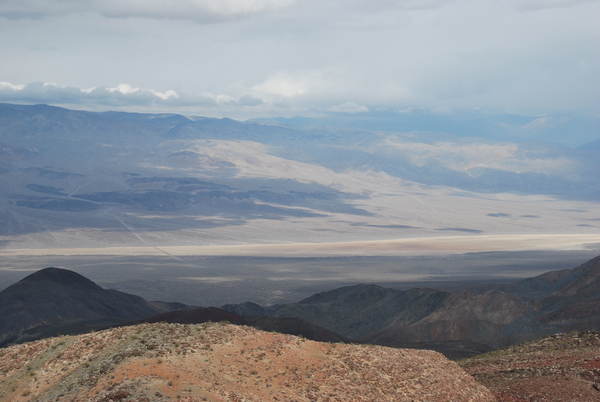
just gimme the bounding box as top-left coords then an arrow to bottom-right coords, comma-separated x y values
0,104 -> 598,306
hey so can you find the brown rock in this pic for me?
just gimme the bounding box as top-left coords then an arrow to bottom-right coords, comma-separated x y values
0,322 -> 495,401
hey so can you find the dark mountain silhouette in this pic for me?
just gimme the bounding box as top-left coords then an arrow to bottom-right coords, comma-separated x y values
360,289 -> 535,350
4,256 -> 600,359
270,285 -> 451,339
534,255 -> 600,331
0,267 -> 188,346
138,307 -> 351,344
483,255 -> 600,300
220,301 -> 275,317
0,268 -> 349,348
224,255 -> 600,354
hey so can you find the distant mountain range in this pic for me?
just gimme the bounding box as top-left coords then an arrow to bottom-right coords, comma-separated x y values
0,102 -> 598,250
3,255 -> 600,360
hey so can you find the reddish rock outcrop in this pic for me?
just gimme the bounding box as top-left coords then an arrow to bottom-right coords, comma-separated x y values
0,322 -> 495,401
460,331 -> 600,402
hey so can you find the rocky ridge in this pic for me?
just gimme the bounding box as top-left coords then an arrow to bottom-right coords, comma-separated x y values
0,322 -> 494,402
460,331 -> 600,401
225,255 -> 600,354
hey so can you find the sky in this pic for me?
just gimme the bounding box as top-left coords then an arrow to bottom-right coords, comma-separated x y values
0,0 -> 599,127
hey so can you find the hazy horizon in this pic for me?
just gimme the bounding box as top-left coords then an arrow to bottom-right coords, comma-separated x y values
1,0 -> 599,146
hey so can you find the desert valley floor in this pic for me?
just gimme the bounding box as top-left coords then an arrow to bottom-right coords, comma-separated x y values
2,239 -> 599,307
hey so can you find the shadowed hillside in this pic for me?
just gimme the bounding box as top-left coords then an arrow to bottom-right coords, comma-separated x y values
225,255 -> 600,355
0,268 -> 187,347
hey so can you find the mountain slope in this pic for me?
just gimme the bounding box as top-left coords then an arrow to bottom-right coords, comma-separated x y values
261,285 -> 534,349
491,254 -> 600,300
226,255 -> 600,353
138,306 -> 352,343
362,290 -> 535,350
0,322 -> 495,401
534,256 -> 600,331
460,331 -> 600,402
0,267 -> 183,346
269,284 -> 451,339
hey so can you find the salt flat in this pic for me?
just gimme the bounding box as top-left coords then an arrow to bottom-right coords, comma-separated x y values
2,234 -> 599,258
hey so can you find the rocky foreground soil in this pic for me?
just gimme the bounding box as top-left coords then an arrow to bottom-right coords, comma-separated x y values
460,331 -> 600,401
0,322 -> 494,402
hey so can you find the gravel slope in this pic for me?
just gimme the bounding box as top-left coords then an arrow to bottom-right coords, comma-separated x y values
0,322 -> 494,401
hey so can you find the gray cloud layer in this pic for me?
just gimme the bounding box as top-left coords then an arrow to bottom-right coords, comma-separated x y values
0,82 -> 242,108
0,0 -> 598,123
0,0 -> 299,22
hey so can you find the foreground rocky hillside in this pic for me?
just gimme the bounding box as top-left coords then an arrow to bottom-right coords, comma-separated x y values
460,331 -> 600,401
0,322 -> 494,402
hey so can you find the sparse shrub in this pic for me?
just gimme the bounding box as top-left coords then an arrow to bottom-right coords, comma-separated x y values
105,390 -> 131,401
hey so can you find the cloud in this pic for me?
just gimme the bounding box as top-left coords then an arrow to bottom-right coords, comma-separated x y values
0,0 -> 299,22
509,0 -> 597,11
357,0 -> 455,11
237,94 -> 264,106
327,102 -> 369,114
252,72 -> 316,98
219,94 -> 265,107
0,81 -> 215,108
0,82 -> 25,91
1,0 -> 598,123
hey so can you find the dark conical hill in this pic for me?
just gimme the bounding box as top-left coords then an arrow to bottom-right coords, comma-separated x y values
0,267 -> 174,346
